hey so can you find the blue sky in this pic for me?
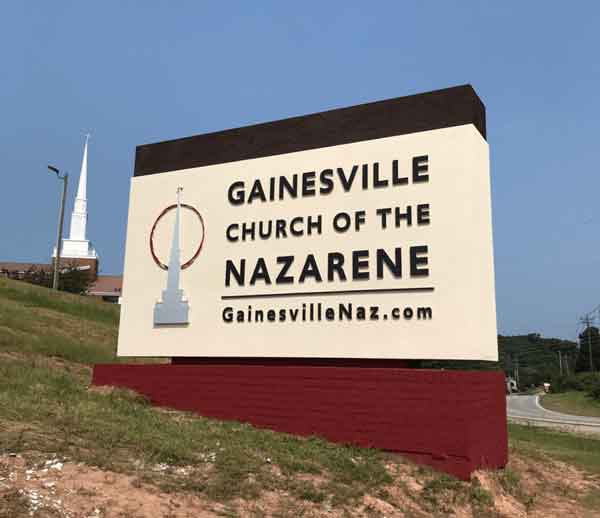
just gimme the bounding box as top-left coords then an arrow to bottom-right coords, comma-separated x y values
1,2 -> 599,340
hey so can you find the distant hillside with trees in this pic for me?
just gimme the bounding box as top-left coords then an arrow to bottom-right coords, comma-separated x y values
421,332 -> 595,388
498,333 -> 578,388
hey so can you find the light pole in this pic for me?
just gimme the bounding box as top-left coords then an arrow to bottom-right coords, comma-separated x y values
48,165 -> 68,290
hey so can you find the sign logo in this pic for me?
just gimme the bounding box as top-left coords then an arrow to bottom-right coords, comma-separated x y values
150,187 -> 205,326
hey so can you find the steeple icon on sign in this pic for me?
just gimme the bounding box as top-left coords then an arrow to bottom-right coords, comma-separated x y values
153,187 -> 190,326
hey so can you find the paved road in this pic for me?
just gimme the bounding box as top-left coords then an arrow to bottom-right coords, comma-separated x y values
507,394 -> 600,434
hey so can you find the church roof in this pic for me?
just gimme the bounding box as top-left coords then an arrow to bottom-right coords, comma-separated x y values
89,275 -> 122,296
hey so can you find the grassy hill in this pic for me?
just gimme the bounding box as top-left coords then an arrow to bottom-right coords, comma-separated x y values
0,277 -> 119,364
541,391 -> 600,418
1,277 -> 600,517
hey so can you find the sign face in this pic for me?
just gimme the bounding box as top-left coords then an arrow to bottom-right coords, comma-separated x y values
118,103 -> 497,360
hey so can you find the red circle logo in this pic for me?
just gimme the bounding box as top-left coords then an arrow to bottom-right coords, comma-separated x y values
149,204 -> 205,271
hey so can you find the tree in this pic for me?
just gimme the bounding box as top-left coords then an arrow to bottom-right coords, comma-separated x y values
58,262 -> 94,294
576,326 -> 600,373
1,265 -> 52,287
25,266 -> 52,287
2,262 -> 92,295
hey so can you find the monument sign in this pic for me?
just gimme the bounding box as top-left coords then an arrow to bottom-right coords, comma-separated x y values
96,85 -> 507,480
118,91 -> 496,361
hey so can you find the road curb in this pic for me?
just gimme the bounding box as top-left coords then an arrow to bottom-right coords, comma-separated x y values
507,415 -> 600,428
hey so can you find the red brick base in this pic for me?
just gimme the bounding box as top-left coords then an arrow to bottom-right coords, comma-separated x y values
92,363 -> 507,480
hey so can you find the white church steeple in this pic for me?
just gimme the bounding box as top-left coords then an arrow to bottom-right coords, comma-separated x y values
56,134 -> 97,260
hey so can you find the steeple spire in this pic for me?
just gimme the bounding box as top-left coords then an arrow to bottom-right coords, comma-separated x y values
70,134 -> 89,240
74,134 -> 89,208
56,134 -> 97,260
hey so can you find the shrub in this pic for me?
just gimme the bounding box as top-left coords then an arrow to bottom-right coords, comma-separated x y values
551,373 -> 600,397
579,372 -> 600,392
550,375 -> 583,393
587,378 -> 600,401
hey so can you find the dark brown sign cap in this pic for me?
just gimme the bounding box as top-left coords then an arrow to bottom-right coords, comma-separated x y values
134,84 -> 486,177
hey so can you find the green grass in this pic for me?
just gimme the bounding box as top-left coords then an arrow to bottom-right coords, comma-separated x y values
509,422 -> 600,475
420,474 -> 494,514
0,278 -> 392,505
0,356 -> 392,503
0,302 -> 117,364
581,488 -> 600,512
0,278 -> 156,365
540,391 -> 600,418
0,277 -> 119,326
2,277 -> 600,514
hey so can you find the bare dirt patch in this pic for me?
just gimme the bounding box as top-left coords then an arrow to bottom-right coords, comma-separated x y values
0,454 -> 216,518
2,451 -> 599,518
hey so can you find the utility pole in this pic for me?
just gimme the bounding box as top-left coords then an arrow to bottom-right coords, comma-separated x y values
558,350 -> 563,376
580,314 -> 595,372
48,165 -> 68,290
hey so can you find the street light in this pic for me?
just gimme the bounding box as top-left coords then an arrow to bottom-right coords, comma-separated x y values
48,165 -> 68,290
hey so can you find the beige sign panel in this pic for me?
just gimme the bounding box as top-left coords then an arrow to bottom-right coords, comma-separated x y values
118,124 -> 497,360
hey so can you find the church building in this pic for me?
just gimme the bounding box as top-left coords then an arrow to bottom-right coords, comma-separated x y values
1,135 -> 122,302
